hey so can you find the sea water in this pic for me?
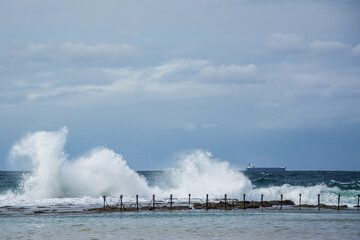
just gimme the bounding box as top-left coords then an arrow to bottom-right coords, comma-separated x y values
1,128 -> 360,239
1,210 -> 360,239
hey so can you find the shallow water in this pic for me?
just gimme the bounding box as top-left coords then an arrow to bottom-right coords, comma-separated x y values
2,211 -> 360,240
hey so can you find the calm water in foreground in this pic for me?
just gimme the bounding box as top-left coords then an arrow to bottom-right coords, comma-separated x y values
2,210 -> 360,239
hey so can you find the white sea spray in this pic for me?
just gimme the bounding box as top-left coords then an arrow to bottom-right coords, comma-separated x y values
166,150 -> 252,198
1,127 -> 358,208
8,127 -> 154,200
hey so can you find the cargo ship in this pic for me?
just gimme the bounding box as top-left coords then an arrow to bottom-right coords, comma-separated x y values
246,163 -> 286,171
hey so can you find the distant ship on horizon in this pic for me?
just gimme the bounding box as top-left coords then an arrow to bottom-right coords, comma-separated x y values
246,163 -> 286,171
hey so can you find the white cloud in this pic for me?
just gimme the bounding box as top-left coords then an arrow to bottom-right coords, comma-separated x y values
34,71 -> 54,79
59,42 -> 141,59
12,59 -> 225,103
352,44 -> 360,55
265,33 -> 302,51
150,59 -> 209,81
28,43 -> 51,53
184,123 -> 198,131
118,29 -> 139,37
184,122 -> 218,131
201,123 -> 217,128
21,43 -> 54,61
199,64 -> 263,84
104,59 -> 209,83
0,59 -> 265,104
5,55 -> 359,132
98,59 -> 223,97
309,40 -> 346,51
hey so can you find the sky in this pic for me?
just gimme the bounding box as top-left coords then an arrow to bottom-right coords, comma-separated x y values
0,0 -> 360,170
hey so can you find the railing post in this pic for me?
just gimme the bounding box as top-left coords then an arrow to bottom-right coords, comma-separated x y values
224,194 -> 227,210
206,194 -> 209,211
152,194 -> 155,211
261,194 -> 264,211
170,194 -> 173,211
103,195 -> 106,211
280,194 -> 283,211
338,194 -> 340,211
188,194 -> 191,209
358,194 -> 360,211
318,194 -> 320,211
120,195 -> 123,212
136,194 -> 139,212
243,194 -> 246,210
299,193 -> 301,211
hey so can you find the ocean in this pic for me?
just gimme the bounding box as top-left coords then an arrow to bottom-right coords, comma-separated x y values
1,170 -> 360,239
1,129 -> 360,239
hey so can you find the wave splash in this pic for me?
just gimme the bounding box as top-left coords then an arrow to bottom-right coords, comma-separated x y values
2,127 -> 357,207
167,150 -> 252,198
6,127 -> 251,202
9,127 -> 153,199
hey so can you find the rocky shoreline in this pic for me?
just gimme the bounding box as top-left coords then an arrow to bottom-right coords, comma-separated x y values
88,198 -> 350,212
1,198 -> 352,215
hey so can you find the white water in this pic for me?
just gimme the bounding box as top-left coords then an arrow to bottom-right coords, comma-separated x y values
1,127 -> 357,207
6,127 -> 154,204
3,127 -> 252,206
248,184 -> 342,206
167,150 -> 252,198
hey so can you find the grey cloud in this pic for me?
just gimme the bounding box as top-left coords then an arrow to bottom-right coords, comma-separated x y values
5,43 -> 55,64
7,42 -> 141,66
264,33 -> 303,52
352,44 -> 360,55
59,42 -> 141,60
1,0 -> 360,171
1,59 -> 227,104
27,43 -> 52,55
264,34 -> 353,55
327,78 -> 360,99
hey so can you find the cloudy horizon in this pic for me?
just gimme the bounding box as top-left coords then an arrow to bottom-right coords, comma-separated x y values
1,0 -> 359,170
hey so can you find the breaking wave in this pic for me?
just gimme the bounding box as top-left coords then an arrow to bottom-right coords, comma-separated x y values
8,127 -> 153,199
1,127 -> 357,207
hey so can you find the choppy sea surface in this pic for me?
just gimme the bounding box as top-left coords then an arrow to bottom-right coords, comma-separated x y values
1,128 -> 360,239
